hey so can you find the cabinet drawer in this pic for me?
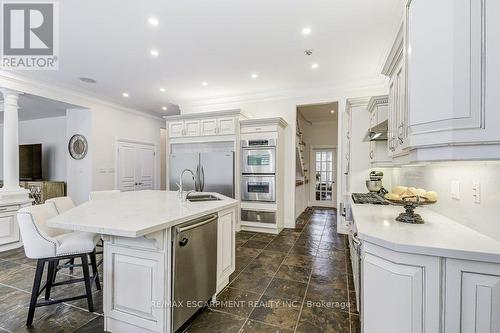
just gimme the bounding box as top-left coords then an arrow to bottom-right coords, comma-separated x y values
241,209 -> 276,225
0,205 -> 20,214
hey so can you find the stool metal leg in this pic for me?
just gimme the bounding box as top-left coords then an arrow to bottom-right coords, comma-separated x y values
44,260 -> 55,300
27,259 -> 45,326
89,250 -> 101,290
81,254 -> 94,313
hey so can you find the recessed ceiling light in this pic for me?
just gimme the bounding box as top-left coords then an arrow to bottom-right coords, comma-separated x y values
251,73 -> 259,79
330,110 -> 335,114
148,17 -> 159,26
302,27 -> 312,35
201,81 -> 208,87
122,92 -> 129,98
159,87 -> 166,92
311,63 -> 319,69
79,77 -> 96,83
161,106 -> 168,111
150,49 -> 159,57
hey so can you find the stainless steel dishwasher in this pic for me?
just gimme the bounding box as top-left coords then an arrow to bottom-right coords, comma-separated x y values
172,214 -> 218,332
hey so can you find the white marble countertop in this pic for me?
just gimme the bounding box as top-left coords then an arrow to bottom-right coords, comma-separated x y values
47,191 -> 238,238
350,202 -> 500,263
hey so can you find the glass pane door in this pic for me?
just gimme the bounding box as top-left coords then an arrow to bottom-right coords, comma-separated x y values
314,150 -> 334,202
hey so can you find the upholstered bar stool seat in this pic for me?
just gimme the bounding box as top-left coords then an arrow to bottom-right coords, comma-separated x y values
17,203 -> 101,326
45,196 -> 75,214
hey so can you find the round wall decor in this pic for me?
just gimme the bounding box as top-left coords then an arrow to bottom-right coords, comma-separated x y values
68,134 -> 88,160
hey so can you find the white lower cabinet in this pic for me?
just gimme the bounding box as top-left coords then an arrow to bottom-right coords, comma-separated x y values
0,202 -> 32,252
362,244 -> 440,333
445,259 -> 500,333
105,244 -> 165,333
216,208 -> 236,293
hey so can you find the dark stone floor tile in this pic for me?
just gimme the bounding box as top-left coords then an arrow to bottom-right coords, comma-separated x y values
347,274 -> 355,291
297,233 -> 322,242
289,245 -> 318,257
0,264 -> 46,292
240,319 -> 293,333
229,273 -> 273,294
264,241 -> 294,253
296,303 -> 350,333
250,233 -> 277,242
242,260 -> 281,276
254,251 -> 287,265
73,316 -> 105,333
282,254 -> 314,269
304,284 -> 349,312
264,277 -> 307,302
235,255 -> 254,269
0,301 -> 96,333
184,309 -> 245,333
0,248 -> 35,265
318,240 -> 345,251
310,269 -> 347,289
316,249 -> 346,262
0,284 -> 31,314
242,240 -> 270,250
349,290 -> 358,314
351,314 -> 361,333
212,287 -> 261,318
236,231 -> 257,241
249,295 -> 301,330
236,247 -> 262,258
236,238 -> 249,247
275,264 -> 311,283
293,238 -> 319,249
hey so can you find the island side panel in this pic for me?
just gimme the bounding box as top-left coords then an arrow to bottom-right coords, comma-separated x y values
103,230 -> 168,333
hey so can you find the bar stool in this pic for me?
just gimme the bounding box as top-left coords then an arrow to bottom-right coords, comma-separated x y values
45,196 -> 79,271
17,203 -> 101,326
45,196 -> 75,214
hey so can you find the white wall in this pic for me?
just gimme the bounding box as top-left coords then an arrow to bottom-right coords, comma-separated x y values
0,116 -> 67,181
66,109 -> 92,205
90,106 -> 164,192
349,105 -> 372,193
388,162 -> 500,242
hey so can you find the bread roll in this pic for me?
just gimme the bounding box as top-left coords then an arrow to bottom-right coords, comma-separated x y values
392,186 -> 407,196
414,188 -> 427,197
385,193 -> 400,201
424,191 -> 438,202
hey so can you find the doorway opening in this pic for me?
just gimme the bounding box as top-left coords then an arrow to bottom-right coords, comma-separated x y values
295,102 -> 338,218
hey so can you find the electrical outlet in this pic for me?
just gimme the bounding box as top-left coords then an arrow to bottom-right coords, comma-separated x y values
472,181 -> 481,204
451,180 -> 460,200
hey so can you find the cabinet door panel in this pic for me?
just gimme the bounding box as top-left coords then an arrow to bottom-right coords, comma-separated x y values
105,246 -> 164,332
363,253 -> 423,333
217,117 -> 236,135
200,119 -> 217,136
168,121 -> 185,138
407,0 -> 484,135
445,259 -> 500,333
0,215 -> 19,245
217,209 -> 235,292
184,120 -> 200,137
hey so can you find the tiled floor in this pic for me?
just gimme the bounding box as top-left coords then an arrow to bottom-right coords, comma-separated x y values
0,207 -> 358,333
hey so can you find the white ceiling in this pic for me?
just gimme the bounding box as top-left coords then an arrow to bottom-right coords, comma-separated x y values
12,0 -> 402,115
0,94 -> 78,123
298,102 -> 338,123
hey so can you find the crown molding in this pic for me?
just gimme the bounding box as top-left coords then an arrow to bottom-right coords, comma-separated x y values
180,76 -> 387,110
367,94 -> 389,112
382,23 -> 404,76
240,117 -> 288,128
0,71 -> 164,122
346,96 -> 371,109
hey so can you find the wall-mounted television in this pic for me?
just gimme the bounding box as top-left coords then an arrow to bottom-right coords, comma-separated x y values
19,144 -> 42,180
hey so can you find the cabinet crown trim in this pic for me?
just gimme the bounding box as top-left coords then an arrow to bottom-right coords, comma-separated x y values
367,95 -> 389,112
164,109 -> 245,121
382,23 -> 404,77
240,117 -> 288,128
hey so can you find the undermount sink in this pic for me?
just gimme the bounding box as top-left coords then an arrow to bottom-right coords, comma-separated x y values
186,194 -> 221,202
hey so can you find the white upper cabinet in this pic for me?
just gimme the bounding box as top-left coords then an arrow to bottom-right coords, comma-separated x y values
383,0 -> 500,161
166,111 -> 242,139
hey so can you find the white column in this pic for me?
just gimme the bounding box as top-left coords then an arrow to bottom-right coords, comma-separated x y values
0,88 -> 29,201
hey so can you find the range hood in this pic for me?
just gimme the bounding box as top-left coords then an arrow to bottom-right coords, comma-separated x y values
363,120 -> 388,141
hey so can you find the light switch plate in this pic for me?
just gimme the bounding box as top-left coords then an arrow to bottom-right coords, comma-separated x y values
451,180 -> 460,200
472,181 -> 481,204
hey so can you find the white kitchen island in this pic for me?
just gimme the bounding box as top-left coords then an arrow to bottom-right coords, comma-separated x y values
48,190 -> 238,333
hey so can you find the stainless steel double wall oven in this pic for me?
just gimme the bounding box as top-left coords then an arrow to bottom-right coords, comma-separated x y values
241,137 -> 276,202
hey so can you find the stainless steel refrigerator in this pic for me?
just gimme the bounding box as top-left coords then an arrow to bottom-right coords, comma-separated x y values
169,152 -> 235,198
